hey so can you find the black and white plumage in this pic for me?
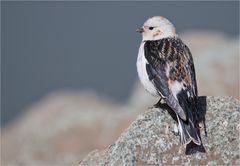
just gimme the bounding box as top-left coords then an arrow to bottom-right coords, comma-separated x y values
136,16 -> 201,145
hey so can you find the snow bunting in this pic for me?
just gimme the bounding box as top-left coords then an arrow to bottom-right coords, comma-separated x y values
136,16 -> 201,145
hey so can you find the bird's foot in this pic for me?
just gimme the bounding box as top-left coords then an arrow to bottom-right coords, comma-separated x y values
148,98 -> 163,110
148,106 -> 155,110
153,98 -> 163,108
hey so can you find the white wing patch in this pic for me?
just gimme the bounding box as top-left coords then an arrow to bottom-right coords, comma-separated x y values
170,81 -> 183,99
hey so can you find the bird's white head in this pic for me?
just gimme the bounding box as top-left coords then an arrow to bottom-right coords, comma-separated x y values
137,16 -> 177,41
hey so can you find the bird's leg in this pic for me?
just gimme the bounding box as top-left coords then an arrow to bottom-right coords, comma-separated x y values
153,97 -> 163,108
148,97 -> 164,110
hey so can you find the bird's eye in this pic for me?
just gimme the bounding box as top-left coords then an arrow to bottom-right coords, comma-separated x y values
149,27 -> 154,30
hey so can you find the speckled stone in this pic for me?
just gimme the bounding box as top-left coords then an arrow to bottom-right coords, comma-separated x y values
79,96 -> 240,166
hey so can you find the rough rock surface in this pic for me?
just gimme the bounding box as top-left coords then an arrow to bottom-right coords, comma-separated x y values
80,96 -> 240,165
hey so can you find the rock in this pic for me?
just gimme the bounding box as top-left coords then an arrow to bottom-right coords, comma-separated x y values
1,90 -> 138,165
79,96 -> 240,165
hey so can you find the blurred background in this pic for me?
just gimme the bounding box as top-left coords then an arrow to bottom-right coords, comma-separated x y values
1,1 -> 239,165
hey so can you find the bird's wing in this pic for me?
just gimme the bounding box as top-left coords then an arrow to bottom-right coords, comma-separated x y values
144,38 -> 198,121
176,44 -> 199,124
185,46 -> 198,99
144,39 -> 171,98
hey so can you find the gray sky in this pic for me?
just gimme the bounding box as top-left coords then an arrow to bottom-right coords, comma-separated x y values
1,1 -> 239,125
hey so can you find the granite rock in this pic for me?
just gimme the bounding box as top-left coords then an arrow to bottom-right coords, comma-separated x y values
80,96 -> 240,165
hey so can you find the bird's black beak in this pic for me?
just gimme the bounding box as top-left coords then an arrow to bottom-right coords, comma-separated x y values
136,27 -> 144,33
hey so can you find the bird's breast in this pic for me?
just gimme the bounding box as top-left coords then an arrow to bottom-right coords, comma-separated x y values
137,42 -> 159,97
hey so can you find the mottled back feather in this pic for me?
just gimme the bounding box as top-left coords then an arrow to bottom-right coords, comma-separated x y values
144,37 -> 198,121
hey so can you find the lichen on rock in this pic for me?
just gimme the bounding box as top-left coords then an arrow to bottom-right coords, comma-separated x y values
79,96 -> 240,165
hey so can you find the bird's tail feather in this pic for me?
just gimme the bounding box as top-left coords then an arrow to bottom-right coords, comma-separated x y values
176,114 -> 201,145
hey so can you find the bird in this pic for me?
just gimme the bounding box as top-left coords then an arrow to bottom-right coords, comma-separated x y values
136,16 -> 201,145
